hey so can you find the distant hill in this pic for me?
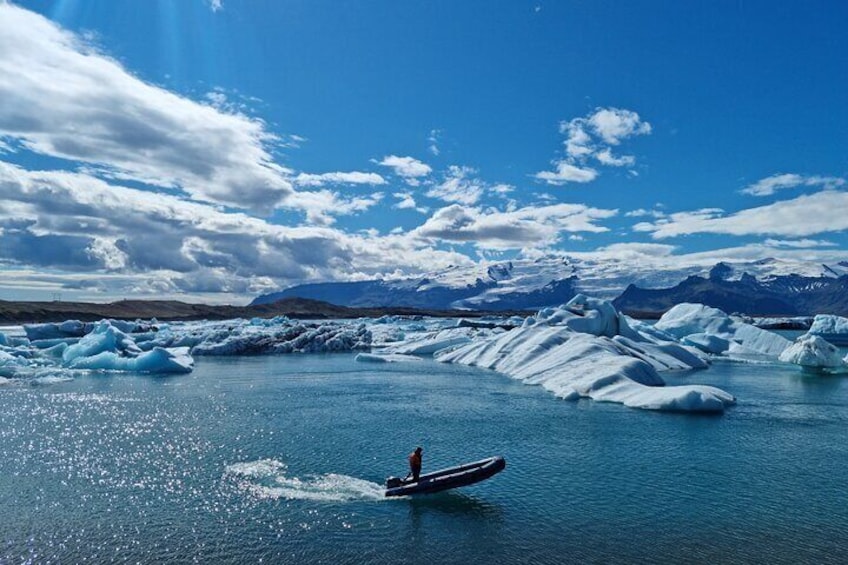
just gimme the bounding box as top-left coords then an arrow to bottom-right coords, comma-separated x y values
0,297 -> 531,324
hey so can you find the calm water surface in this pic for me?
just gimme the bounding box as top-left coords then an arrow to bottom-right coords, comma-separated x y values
2,351 -> 847,563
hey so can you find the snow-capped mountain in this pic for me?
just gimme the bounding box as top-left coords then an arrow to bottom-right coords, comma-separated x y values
252,256 -> 848,315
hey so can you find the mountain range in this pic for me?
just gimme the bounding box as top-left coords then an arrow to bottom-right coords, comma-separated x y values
252,256 -> 848,316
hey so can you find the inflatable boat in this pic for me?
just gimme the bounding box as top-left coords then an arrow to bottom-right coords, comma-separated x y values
384,456 -> 505,497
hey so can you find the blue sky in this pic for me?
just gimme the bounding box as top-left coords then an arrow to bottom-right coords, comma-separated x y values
1,0 -> 847,302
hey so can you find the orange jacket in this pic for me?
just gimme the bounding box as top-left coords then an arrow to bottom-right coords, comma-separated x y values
408,451 -> 422,471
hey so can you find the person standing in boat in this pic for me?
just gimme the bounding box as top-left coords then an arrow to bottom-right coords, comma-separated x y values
406,446 -> 423,482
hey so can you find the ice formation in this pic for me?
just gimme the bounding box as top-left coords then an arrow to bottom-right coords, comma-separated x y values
434,295 -> 734,413
778,334 -> 845,369
654,303 -> 790,357
0,315 -> 379,382
354,352 -> 424,363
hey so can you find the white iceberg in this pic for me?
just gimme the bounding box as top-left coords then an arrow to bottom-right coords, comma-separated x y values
354,352 -> 423,363
807,315 -> 848,346
189,321 -> 371,355
386,327 -> 476,355
435,297 -> 734,413
778,334 -> 845,369
808,314 -> 848,336
655,303 -> 790,357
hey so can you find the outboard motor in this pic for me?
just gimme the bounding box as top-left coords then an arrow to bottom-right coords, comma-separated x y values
385,476 -> 403,488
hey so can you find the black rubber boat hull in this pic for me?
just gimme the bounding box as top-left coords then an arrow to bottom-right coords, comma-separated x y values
384,456 -> 505,497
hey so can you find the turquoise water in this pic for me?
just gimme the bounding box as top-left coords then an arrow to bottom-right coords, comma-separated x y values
2,353 -> 848,563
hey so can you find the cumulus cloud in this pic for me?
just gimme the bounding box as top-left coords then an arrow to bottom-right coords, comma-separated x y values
412,202 -> 617,249
377,155 -> 432,185
392,192 -> 428,214
740,173 -> 845,196
536,107 -> 650,185
587,108 -> 652,145
426,165 -> 486,205
0,4 -> 292,210
283,190 -> 385,226
0,161 -> 476,300
293,171 -> 386,187
634,191 -> 848,239
535,162 -> 598,185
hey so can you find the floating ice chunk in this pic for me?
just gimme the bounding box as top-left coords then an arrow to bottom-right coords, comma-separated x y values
436,322 -> 733,413
807,315 -> 848,346
681,333 -> 731,355
0,350 -> 30,377
68,346 -> 193,374
388,327 -> 474,355
808,314 -> 848,335
779,334 -> 845,369
190,322 -> 371,355
62,321 -> 141,363
655,303 -> 790,357
354,352 -> 423,363
24,320 -> 91,340
0,332 -> 7,346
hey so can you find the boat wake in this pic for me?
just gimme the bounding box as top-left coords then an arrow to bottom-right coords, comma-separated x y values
224,459 -> 385,502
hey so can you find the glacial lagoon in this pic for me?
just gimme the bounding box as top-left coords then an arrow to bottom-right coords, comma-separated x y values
2,349 -> 847,564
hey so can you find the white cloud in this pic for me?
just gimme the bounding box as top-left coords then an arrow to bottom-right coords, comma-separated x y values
426,165 -> 486,205
413,202 -> 617,249
587,107 -> 652,145
392,192 -> 428,214
741,173 -> 845,196
283,190 -> 384,225
535,162 -> 598,185
490,183 -> 514,196
428,129 -> 441,156
0,161 -> 476,299
625,208 -> 667,218
594,147 -> 635,167
536,106 -> 650,185
635,191 -> 848,239
377,155 -> 432,185
294,171 -> 386,187
763,238 -> 836,249
0,4 -> 291,211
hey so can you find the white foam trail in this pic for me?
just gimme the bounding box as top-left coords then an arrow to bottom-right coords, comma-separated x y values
224,459 -> 385,502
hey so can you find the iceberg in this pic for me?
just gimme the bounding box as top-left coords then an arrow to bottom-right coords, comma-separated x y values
354,352 -> 423,363
778,334 -> 845,370
807,314 -> 848,346
62,321 -> 142,363
67,346 -> 194,374
435,297 -> 734,413
655,303 -> 790,357
387,327 -> 476,355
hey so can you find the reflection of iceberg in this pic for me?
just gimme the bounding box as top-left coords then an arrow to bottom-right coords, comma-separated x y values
435,295 -> 735,413
224,459 -> 385,502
